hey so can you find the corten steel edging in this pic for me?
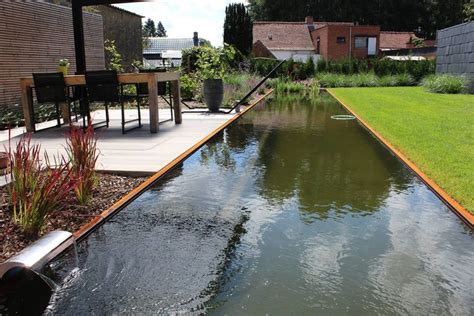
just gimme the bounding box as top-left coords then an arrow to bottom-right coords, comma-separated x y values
327,89 -> 474,228
73,90 -> 274,241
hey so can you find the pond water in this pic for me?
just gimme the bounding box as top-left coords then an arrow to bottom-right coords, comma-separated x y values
44,95 -> 473,314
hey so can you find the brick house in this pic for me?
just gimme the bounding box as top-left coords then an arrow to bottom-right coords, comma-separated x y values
311,23 -> 380,60
252,18 -> 321,62
253,17 -> 380,61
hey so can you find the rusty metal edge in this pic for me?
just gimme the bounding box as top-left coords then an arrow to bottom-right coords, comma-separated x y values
327,88 -> 474,229
72,90 -> 274,240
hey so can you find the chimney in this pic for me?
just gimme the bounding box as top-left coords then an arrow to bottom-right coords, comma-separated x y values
306,16 -> 315,31
193,32 -> 199,46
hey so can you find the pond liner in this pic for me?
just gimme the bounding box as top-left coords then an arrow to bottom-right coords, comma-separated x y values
72,89 -> 274,242
327,89 -> 474,229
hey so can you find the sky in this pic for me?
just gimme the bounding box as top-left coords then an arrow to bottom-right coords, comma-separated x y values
115,0 -> 247,47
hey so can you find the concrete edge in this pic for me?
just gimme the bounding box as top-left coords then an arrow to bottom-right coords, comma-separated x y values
327,88 -> 474,229
72,90 -> 274,240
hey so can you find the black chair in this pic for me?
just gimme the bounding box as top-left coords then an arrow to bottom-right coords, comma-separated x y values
32,72 -> 77,132
85,70 -> 142,133
136,68 -> 174,123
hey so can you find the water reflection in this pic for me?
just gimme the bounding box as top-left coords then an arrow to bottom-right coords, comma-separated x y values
43,94 -> 472,315
242,98 -> 412,221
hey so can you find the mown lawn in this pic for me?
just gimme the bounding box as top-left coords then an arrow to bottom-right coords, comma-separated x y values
329,87 -> 474,213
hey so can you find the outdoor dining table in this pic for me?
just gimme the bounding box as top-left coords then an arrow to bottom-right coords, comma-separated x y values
20,71 -> 182,133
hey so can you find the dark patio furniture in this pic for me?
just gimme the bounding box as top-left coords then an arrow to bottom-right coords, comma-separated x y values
32,72 -> 77,132
85,70 -> 142,133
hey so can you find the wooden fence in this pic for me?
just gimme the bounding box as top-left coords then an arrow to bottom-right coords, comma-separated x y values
0,2 -> 105,118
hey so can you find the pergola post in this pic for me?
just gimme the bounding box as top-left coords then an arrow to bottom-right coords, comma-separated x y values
72,0 -> 86,73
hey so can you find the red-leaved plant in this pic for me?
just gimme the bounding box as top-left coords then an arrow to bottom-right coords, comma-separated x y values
8,135 -> 76,238
65,125 -> 99,205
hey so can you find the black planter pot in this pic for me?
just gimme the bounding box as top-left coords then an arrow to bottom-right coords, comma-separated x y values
203,79 -> 224,113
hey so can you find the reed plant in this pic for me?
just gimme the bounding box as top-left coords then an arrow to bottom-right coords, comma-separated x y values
8,135 -> 75,238
65,125 -> 99,205
421,74 -> 468,94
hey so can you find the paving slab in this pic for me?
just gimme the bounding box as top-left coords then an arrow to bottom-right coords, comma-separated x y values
0,109 -> 236,175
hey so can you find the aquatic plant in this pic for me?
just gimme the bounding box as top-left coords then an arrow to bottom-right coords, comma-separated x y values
65,125 -> 99,205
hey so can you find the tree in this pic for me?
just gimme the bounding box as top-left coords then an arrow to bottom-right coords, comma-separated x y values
464,0 -> 474,21
223,3 -> 253,55
143,18 -> 156,37
156,21 -> 167,37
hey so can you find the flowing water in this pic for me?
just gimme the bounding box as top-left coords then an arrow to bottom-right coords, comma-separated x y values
38,95 -> 473,314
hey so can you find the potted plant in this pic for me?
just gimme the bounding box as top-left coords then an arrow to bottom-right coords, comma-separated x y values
58,58 -> 70,76
196,45 -> 235,112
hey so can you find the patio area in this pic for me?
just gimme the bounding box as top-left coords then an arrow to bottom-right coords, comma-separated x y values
0,108 -> 237,176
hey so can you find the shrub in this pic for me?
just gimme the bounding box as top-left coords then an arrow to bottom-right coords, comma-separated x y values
65,126 -> 99,205
316,58 -> 369,75
421,74 -> 468,94
372,58 -> 435,81
223,72 -> 262,106
316,73 -> 416,88
182,44 -> 237,76
8,135 -> 75,238
180,73 -> 201,100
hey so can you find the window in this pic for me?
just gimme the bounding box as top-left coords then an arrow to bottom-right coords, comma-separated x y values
316,37 -> 320,54
336,37 -> 346,43
355,36 -> 367,48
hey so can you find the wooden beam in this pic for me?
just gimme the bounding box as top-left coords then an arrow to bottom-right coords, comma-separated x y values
78,0 -> 149,6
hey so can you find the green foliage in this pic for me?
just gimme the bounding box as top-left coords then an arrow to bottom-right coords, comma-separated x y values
156,21 -> 167,37
316,58 -> 435,82
187,44 -> 236,79
104,39 -> 123,72
224,3 -> 253,55
410,37 -> 425,48
142,18 -> 156,37
182,45 -> 238,75
269,78 -> 320,100
316,73 -> 415,87
58,59 -> 70,67
421,74 -> 469,94
223,72 -> 262,106
180,73 -> 201,99
372,58 -> 435,81
316,58 -> 369,75
464,0 -> 474,21
250,58 -> 314,80
8,135 -> 75,238
65,126 -> 99,205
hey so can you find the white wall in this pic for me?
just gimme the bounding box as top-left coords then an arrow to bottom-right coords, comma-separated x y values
270,50 -> 320,63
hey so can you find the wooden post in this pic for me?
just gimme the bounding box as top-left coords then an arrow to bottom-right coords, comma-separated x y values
60,103 -> 71,124
20,82 -> 34,132
171,79 -> 182,124
148,73 -> 159,133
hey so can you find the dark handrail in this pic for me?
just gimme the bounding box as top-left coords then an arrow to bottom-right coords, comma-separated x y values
222,58 -> 286,114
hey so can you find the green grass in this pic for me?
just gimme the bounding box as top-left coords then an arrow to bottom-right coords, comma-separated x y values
329,87 -> 474,213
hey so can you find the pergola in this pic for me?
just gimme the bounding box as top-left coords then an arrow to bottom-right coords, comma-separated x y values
18,0 -> 182,134
72,0 -> 149,73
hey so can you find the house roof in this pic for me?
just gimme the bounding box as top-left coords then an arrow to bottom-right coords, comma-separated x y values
380,31 -> 417,50
144,38 -> 195,54
253,22 -> 316,51
107,4 -> 144,18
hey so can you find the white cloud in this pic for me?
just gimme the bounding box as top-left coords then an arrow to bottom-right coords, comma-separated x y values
115,0 -> 247,47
